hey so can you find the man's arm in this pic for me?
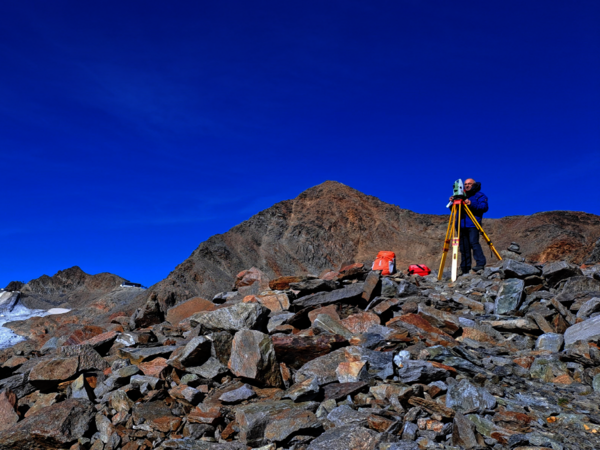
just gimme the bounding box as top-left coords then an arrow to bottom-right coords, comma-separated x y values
468,193 -> 489,214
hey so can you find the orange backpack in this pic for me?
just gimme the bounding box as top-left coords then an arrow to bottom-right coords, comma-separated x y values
372,251 -> 396,275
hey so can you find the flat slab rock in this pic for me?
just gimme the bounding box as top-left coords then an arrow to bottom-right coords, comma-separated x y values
158,439 -> 246,449
306,424 -> 380,450
293,283 -> 365,308
0,399 -> 93,449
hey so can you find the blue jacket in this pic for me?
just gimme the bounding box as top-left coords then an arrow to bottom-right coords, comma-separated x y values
460,182 -> 488,228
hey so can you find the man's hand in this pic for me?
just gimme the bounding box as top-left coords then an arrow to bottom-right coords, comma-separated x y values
449,196 -> 454,202
464,199 -> 471,206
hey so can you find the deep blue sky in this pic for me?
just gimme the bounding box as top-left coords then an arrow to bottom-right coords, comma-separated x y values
1,1 -> 598,288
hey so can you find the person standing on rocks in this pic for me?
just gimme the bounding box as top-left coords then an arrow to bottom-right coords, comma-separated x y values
450,178 -> 489,274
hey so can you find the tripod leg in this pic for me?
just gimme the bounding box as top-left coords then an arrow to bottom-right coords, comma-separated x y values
463,204 -> 503,261
438,204 -> 456,280
451,203 -> 461,281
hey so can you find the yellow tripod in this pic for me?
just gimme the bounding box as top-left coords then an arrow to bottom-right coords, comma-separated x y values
438,199 -> 502,281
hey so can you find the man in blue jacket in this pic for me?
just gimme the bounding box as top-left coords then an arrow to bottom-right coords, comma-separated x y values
454,178 -> 489,274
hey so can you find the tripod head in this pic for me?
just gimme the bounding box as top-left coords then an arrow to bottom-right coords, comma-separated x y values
446,179 -> 465,208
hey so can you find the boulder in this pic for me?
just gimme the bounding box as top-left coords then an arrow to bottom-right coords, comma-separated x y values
446,379 -> 496,413
294,348 -> 348,385
502,260 -> 541,278
189,302 -> 269,332
312,314 -> 352,339
306,424 -> 380,450
293,283 -> 365,308
0,399 -> 93,449
272,334 -> 347,370
542,261 -> 583,286
168,336 -> 212,370
576,297 -> 600,320
166,297 -> 216,325
235,400 -> 317,445
564,315 -> 600,346
495,278 -> 525,315
29,356 -> 79,384
535,333 -> 564,352
0,390 -> 18,432
228,330 -> 282,387
561,276 -> 600,294
130,292 -> 163,329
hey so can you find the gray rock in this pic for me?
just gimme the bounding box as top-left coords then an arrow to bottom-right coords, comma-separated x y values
561,276 -> 600,294
130,375 -> 162,390
267,312 -> 294,333
396,280 -> 420,297
294,348 -> 347,385
95,413 -> 114,444
118,346 -> 177,365
158,439 -> 245,450
39,337 -> 58,354
168,336 -> 212,369
284,376 -> 320,401
446,379 -> 496,413
593,374 -> 600,392
306,424 -> 380,450
189,302 -> 269,332
186,357 -> 229,380
535,333 -> 564,352
219,384 -> 255,403
381,278 -> 398,298
312,314 -> 353,338
228,330 -> 282,387
108,390 -> 134,413
289,279 -> 336,295
576,297 -> 600,320
115,364 -> 140,379
542,261 -> 583,287
129,293 -> 163,329
235,399 -> 318,445
564,315 -> 600,346
264,408 -> 321,442
402,421 -> 419,440
502,259 -> 541,278
386,443 -> 419,450
495,278 -> 525,315
326,405 -> 370,427
396,359 -> 447,384
293,283 -> 365,308
452,412 -> 477,449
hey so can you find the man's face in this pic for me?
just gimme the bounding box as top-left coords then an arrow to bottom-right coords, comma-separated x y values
464,179 -> 475,191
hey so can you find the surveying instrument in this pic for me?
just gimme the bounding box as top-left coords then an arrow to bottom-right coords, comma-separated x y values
438,179 -> 502,281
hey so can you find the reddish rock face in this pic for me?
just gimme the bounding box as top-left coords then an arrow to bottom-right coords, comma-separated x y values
269,276 -> 304,290
165,297 -> 216,325
0,399 -> 93,449
29,357 -> 79,383
0,390 -> 18,432
341,312 -> 380,334
139,357 -> 169,378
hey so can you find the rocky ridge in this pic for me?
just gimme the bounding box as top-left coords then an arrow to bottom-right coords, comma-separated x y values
138,181 -> 600,312
2,259 -> 600,449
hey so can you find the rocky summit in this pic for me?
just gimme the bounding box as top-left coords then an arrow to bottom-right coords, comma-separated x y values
1,256 -> 600,449
138,181 -> 600,309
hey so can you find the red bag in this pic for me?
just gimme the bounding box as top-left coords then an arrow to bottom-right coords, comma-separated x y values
372,251 -> 396,275
408,264 -> 431,276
